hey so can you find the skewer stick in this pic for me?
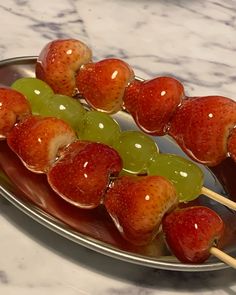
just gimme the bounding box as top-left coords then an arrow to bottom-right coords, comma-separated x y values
210,247 -> 236,269
201,186 -> 236,211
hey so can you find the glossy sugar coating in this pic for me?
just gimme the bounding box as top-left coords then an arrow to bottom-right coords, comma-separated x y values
76,58 -> 134,113
169,96 -> 236,166
7,115 -> 76,173
105,175 -> 178,245
39,94 -> 86,130
77,110 -> 121,146
162,206 -> 224,263
11,77 -> 54,115
112,130 -> 159,174
48,141 -> 122,209
147,153 -> 203,202
0,87 -> 31,138
36,39 -> 92,96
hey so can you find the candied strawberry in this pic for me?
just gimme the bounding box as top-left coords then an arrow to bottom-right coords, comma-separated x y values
47,141 -> 122,209
36,39 -> 92,96
0,87 -> 31,138
7,115 -> 76,173
162,206 -> 224,264
169,96 -> 236,166
126,77 -> 184,136
76,58 -> 134,114
104,175 -> 177,245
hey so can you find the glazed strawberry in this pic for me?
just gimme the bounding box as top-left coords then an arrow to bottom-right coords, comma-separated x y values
0,87 -> 31,138
36,39 -> 92,96
76,58 -> 135,114
227,128 -> 236,162
7,115 -> 76,173
47,141 -> 122,209
104,175 -> 177,245
169,96 -> 236,166
124,77 -> 184,136
162,206 -> 224,264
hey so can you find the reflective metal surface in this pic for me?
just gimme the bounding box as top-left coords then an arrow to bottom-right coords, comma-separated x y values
0,56 -> 235,272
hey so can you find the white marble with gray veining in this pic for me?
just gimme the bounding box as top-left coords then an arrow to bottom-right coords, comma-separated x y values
0,0 -> 236,294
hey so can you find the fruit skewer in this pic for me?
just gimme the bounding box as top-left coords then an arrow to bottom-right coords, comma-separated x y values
10,76 -> 236,212
39,40 -> 236,168
0,87 -> 236,268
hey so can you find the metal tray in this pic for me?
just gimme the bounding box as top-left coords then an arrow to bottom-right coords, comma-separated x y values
0,56 -> 235,272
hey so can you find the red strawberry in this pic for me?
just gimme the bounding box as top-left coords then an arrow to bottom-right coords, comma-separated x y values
162,206 -> 224,264
168,96 -> 236,166
76,58 -> 134,114
0,87 -> 31,138
47,141 -> 122,209
7,115 -> 76,173
124,77 -> 184,136
104,175 -> 177,245
36,39 -> 92,96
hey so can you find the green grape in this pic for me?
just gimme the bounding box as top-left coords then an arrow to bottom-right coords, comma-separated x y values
113,130 -> 159,174
77,111 -> 121,146
147,153 -> 203,202
39,94 -> 86,129
11,77 -> 54,114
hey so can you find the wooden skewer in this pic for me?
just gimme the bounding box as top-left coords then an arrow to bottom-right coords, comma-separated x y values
210,247 -> 236,269
201,186 -> 236,211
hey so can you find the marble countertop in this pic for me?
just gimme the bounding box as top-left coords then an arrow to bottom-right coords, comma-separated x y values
0,0 -> 236,294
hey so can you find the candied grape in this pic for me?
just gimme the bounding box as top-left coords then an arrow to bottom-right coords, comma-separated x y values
11,77 -> 54,114
39,94 -> 86,129
113,130 -> 158,174
77,111 -> 121,146
147,153 -> 203,202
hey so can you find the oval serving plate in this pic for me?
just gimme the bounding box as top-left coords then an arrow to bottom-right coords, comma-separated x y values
0,56 -> 236,272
